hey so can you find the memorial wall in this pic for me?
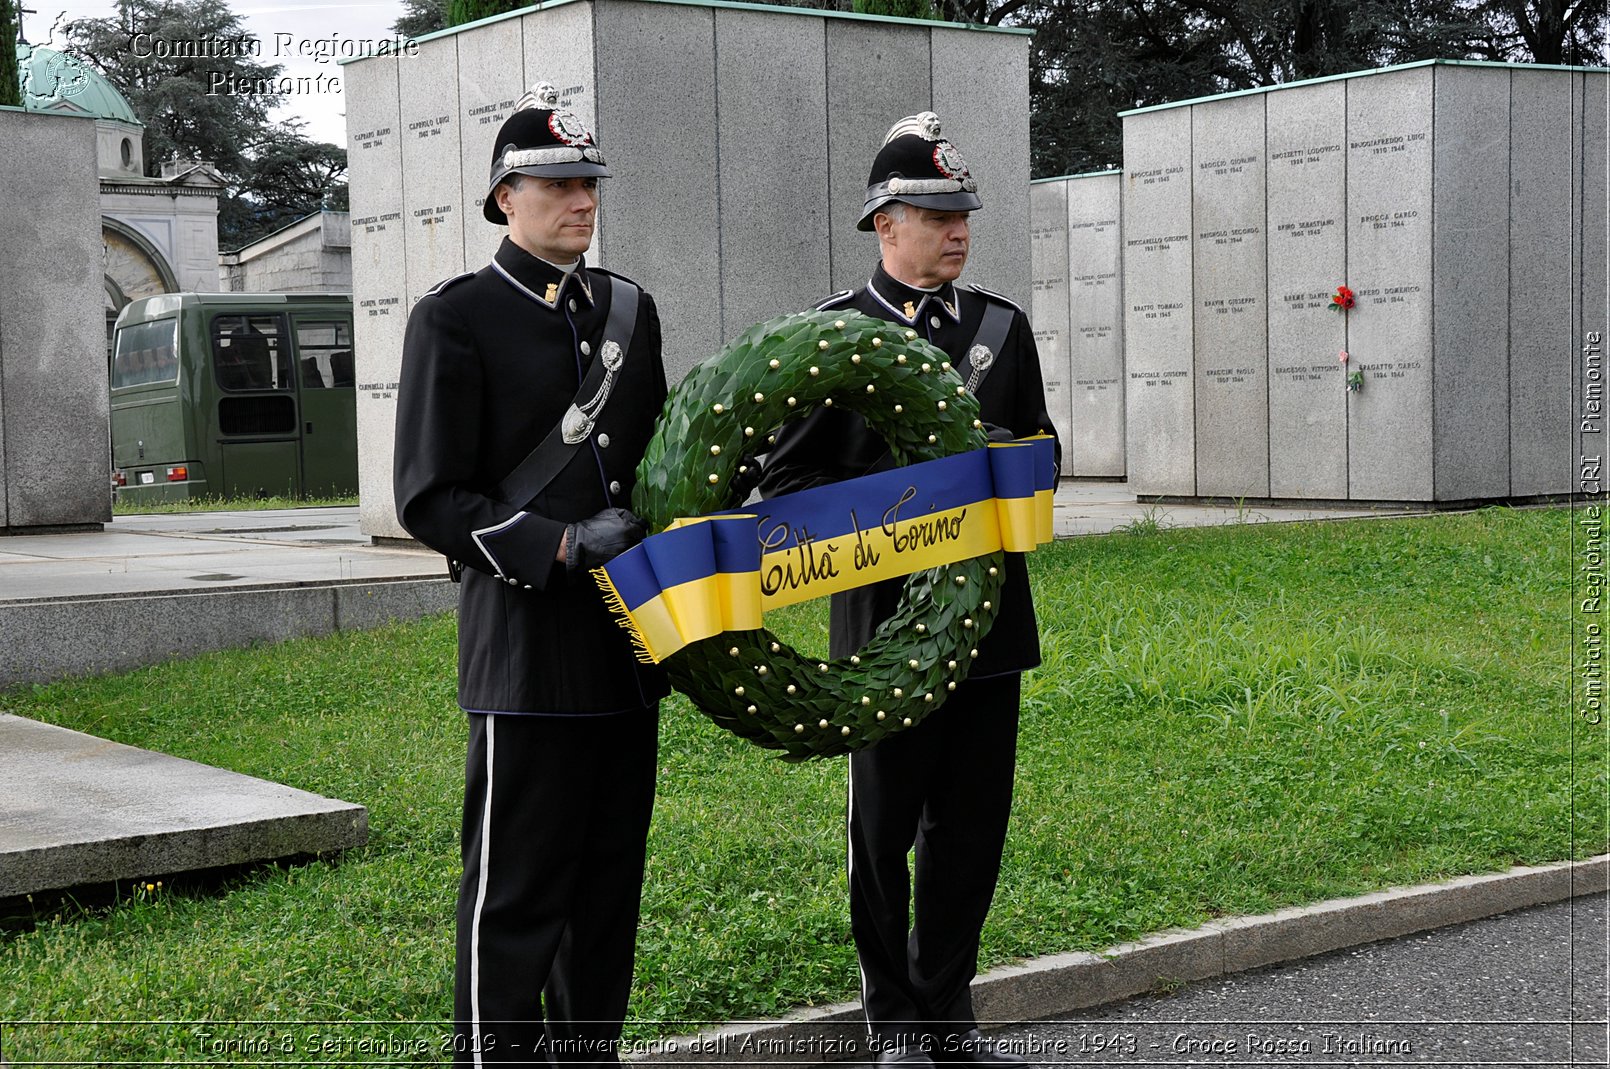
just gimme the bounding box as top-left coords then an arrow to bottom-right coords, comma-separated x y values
345,0 -> 1032,539
0,108 -> 110,533
1035,60 -> 1606,504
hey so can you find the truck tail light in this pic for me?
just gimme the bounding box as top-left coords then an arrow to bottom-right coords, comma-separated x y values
166,465 -> 188,482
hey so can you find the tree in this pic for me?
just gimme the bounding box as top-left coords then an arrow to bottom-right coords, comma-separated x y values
0,0 -> 21,108
446,0 -> 524,27
393,0 -> 448,39
221,131 -> 349,241
64,0 -> 286,176
1020,0 -> 1577,178
852,0 -> 944,18
1476,0 -> 1608,64
62,0 -> 347,248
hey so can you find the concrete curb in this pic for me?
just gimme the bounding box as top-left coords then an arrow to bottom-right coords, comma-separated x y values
628,855 -> 1608,1066
0,577 -> 455,689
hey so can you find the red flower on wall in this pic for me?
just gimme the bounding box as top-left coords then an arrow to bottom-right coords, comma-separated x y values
1329,285 -> 1356,312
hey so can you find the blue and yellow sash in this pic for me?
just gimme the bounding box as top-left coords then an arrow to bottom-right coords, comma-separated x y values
596,436 -> 1056,663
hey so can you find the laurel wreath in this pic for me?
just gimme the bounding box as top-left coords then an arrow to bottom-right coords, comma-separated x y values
632,310 -> 1005,760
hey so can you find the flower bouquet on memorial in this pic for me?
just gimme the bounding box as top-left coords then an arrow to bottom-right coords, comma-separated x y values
1329,285 -> 1355,312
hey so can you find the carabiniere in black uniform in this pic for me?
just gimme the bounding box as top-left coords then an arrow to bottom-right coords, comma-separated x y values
761,112 -> 1060,1068
396,241 -> 668,715
394,83 -> 667,1067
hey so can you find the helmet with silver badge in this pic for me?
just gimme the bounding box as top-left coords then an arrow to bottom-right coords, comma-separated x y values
857,111 -> 981,232
483,82 -> 610,224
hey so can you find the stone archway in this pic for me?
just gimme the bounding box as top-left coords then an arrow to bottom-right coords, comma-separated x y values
103,220 -> 178,306
101,220 -> 178,363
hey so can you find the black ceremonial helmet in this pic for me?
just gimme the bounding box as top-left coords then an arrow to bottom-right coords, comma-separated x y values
857,111 -> 982,232
483,82 -> 611,224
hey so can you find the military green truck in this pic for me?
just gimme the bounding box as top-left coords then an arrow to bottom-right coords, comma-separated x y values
110,293 -> 359,504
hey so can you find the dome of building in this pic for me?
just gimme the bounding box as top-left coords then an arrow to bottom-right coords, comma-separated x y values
14,42 -> 142,125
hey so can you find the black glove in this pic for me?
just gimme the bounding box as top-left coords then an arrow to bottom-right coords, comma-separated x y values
725,455 -> 765,503
981,422 -> 1015,443
565,508 -> 647,572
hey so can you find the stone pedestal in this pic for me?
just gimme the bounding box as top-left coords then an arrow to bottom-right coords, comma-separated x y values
1030,179 -> 1072,475
345,0 -> 1032,540
1121,108 -> 1194,497
1266,80 -> 1347,499
1191,94 -> 1268,499
0,108 -> 109,533
1030,172 -> 1125,478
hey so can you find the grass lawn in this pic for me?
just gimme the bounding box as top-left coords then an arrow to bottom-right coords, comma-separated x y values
0,507 -> 1601,1063
112,493 -> 359,516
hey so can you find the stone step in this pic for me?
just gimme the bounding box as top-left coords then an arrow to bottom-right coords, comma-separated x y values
0,714 -> 366,899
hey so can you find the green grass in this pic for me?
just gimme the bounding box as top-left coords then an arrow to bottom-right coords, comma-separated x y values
112,493 -> 359,516
1,507 -> 1602,1063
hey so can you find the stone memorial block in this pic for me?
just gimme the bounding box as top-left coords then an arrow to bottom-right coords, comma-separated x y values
594,0 -> 721,381
1265,80 -> 1348,499
0,109 -> 108,531
457,14 -> 526,267
1508,68 -> 1574,497
1122,106 -> 1195,497
826,19 -> 929,293
1030,179 -> 1072,473
1065,172 -> 1125,477
1190,93 -> 1268,499
348,1 -> 1030,540
933,26 -> 1032,306
399,34 -> 465,304
714,8 -> 831,340
1345,65 -> 1433,502
345,54 -> 410,538
1432,65 -> 1511,501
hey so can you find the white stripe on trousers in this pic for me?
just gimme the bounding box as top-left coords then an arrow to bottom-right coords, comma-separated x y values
846,768 -> 872,1030
470,716 -> 496,1068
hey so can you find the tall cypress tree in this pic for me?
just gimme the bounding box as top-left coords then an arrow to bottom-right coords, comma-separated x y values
0,0 -> 22,109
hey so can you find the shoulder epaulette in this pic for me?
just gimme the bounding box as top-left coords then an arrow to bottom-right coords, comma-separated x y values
967,284 -> 1024,315
815,289 -> 855,310
423,271 -> 476,298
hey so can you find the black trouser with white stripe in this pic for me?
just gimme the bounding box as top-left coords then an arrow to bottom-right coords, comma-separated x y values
847,673 -> 1021,1053
453,708 -> 659,1067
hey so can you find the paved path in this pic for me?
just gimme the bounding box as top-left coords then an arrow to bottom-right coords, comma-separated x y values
993,896 -> 1607,1067
0,506 -> 442,604
0,484 -> 1417,605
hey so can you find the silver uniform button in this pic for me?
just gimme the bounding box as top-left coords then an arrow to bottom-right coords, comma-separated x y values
568,298 -> 578,313
930,315 -> 942,329
580,340 -> 592,356
609,480 -> 622,496
506,576 -> 519,586
597,433 -> 611,449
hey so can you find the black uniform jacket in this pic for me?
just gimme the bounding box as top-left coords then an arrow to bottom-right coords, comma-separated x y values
759,263 -> 1061,680
395,238 -> 670,714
